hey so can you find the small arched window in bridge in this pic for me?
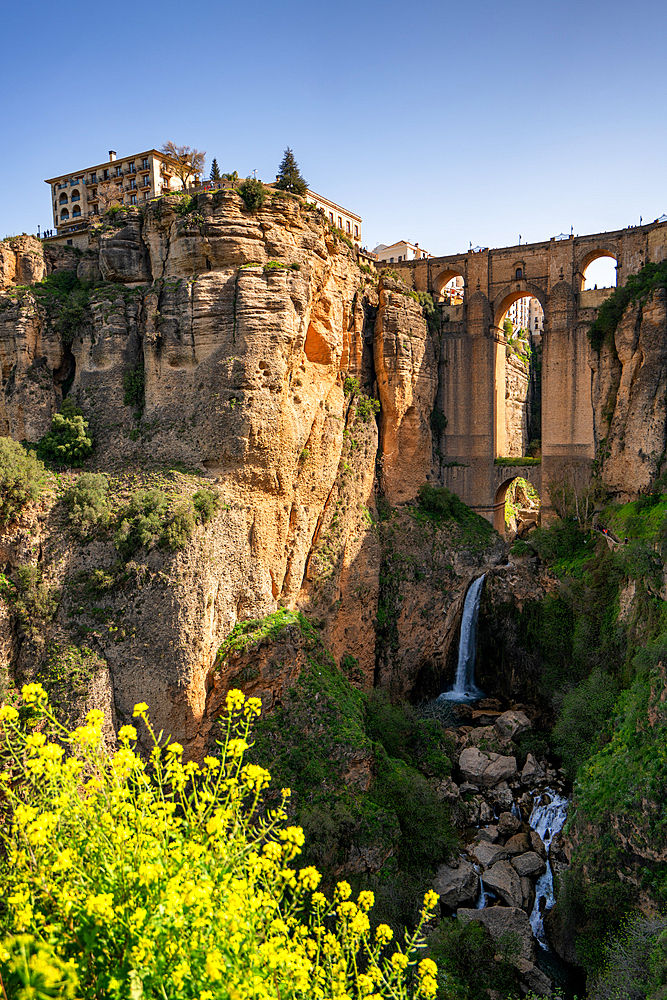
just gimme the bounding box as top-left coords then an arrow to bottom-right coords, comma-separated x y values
515,267 -> 523,280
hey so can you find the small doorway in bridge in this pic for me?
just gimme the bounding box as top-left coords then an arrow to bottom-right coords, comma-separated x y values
494,477 -> 540,537
582,253 -> 617,290
497,295 -> 543,460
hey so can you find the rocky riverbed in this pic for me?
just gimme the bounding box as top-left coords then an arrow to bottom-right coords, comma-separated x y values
431,706 -> 569,996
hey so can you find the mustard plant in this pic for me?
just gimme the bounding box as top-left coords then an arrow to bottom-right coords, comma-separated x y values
0,685 -> 439,999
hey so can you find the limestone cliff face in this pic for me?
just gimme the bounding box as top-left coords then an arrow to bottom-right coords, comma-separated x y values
504,353 -> 530,458
592,288 -> 667,495
0,196 -> 443,748
374,278 -> 438,505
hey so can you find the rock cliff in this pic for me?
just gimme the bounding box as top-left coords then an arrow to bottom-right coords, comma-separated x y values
0,194 -> 505,751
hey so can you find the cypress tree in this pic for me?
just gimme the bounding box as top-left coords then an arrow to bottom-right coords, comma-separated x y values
209,158 -> 221,181
275,148 -> 307,195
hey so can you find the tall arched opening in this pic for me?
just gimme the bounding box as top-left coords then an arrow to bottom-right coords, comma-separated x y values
577,249 -> 618,291
434,267 -> 465,304
494,288 -> 545,461
493,475 -> 540,536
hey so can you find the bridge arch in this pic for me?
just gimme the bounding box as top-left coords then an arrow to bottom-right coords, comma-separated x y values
493,472 -> 541,536
433,266 -> 466,302
576,247 -> 618,291
493,282 -> 546,329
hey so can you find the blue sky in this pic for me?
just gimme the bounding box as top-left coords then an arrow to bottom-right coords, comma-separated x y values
2,0 -> 665,256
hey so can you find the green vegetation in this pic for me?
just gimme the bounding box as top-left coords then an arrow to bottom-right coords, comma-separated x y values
0,438 -> 46,524
209,157 -> 221,181
31,270 -> 91,345
416,484 -> 495,550
275,147 -> 308,196
238,178 -> 266,212
37,398 -> 93,467
426,919 -> 521,1000
343,375 -> 381,422
494,456 -> 542,466
0,686 -> 439,1000
123,360 -> 145,411
192,487 -> 221,523
62,473 -> 110,538
589,259 -> 667,352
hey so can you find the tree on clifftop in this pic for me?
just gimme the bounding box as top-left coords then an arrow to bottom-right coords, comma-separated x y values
275,148 -> 307,195
160,142 -> 206,189
209,158 -> 221,181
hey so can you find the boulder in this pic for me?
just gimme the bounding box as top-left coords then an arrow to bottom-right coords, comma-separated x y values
511,851 -> 547,878
495,709 -> 532,741
530,829 -> 547,860
521,753 -> 545,785
488,781 -> 514,810
471,842 -> 509,868
433,860 -> 479,908
516,958 -> 552,996
459,746 -> 490,784
479,800 -> 494,824
505,832 -> 531,856
434,778 -> 459,803
483,860 -> 523,908
482,755 -> 517,787
473,825 -> 499,845
497,811 -> 521,837
456,906 -> 535,963
472,709 -> 503,726
520,876 -> 535,914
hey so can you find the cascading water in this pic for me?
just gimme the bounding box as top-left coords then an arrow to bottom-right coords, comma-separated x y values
439,574 -> 485,702
529,789 -> 569,949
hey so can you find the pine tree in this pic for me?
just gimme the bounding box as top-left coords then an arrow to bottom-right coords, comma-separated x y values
210,158 -> 221,181
275,148 -> 307,195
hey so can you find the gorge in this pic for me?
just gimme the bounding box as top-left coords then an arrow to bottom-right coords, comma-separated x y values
1,190 -> 667,999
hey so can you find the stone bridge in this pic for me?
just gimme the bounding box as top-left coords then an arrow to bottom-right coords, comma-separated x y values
390,220 -> 667,530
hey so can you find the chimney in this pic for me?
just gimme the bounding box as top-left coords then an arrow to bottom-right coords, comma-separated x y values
109,150 -> 117,161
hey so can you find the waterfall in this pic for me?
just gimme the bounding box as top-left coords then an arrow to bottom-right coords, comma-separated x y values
476,876 -> 487,909
528,789 -> 569,950
440,574 -> 485,702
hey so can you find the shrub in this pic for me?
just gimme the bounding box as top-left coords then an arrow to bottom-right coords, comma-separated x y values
161,500 -> 196,551
192,487 -> 221,523
122,361 -> 145,411
37,399 -> 93,467
62,473 -> 110,537
113,488 -> 170,558
552,669 -> 618,780
356,395 -> 381,422
238,178 -> 266,212
0,686 -> 440,1000
591,915 -> 667,1000
0,438 -> 46,525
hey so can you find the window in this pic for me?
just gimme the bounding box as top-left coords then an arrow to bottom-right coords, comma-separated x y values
346,220 -> 351,234
59,192 -> 68,204
90,188 -> 97,199
72,206 -> 81,217
103,169 -> 109,180
515,267 -> 523,279
142,158 -> 149,170
398,256 -> 402,261
71,190 -> 80,201
143,178 -> 150,188
128,162 -> 136,173
116,166 -> 123,177
90,172 -> 97,183
389,257 -> 394,263
354,225 -> 359,238
129,179 -> 137,189
144,192 -> 150,200
67,240 -> 72,246
61,209 -> 69,220
329,212 -> 334,223
92,206 -> 99,215
130,194 -> 137,205
337,216 -> 342,228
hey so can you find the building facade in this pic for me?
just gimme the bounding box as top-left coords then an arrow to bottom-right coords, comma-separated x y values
372,240 -> 432,263
44,149 -> 200,239
305,190 -> 362,248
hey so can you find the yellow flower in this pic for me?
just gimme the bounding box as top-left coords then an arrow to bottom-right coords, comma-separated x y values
165,742 -> 183,756
0,704 -> 19,723
375,924 -> 393,945
299,866 -> 321,890
312,892 -> 327,907
225,689 -> 246,712
357,890 -> 374,912
85,709 -> 104,728
244,696 -> 263,718
21,683 -> 47,705
118,725 -> 137,742
422,889 -> 439,911
418,958 -> 437,978
391,953 -> 409,972
335,881 -> 352,901
132,702 -> 149,717
227,738 -> 248,758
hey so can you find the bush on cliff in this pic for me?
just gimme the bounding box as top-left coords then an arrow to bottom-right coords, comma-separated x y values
588,259 -> 667,352
62,473 -> 110,537
0,685 -> 440,999
0,438 -> 46,525
37,398 -> 93,467
238,178 -> 266,212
